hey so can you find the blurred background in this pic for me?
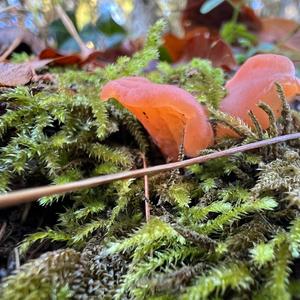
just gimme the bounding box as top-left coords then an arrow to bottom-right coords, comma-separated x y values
0,0 -> 299,71
0,1 -> 299,49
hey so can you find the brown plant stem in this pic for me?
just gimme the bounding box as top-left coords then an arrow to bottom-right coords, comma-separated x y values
141,153 -> 151,222
54,4 -> 90,57
0,221 -> 7,242
0,133 -> 299,208
0,36 -> 22,62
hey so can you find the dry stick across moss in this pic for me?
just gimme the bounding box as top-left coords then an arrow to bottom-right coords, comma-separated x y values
0,133 -> 299,208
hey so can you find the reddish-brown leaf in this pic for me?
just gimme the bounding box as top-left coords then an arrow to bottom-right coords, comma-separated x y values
164,27 -> 237,70
39,40 -> 142,68
39,48 -> 83,66
163,34 -> 186,62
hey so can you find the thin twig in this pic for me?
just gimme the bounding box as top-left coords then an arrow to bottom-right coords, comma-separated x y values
0,221 -> 7,242
141,153 -> 151,222
54,4 -> 90,57
14,247 -> 20,270
157,143 -> 185,206
277,24 -> 300,48
0,133 -> 299,208
21,203 -> 31,224
0,36 -> 22,61
0,5 -> 19,14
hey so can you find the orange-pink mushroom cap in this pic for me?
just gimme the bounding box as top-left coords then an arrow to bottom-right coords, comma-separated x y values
100,77 -> 214,161
217,54 -> 300,137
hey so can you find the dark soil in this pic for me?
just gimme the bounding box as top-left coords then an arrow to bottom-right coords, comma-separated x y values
0,202 -> 64,281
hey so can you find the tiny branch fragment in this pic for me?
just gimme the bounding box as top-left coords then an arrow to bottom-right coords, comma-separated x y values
55,4 -> 90,57
0,221 -> 7,242
0,133 -> 299,208
158,143 -> 185,206
14,247 -> 20,270
0,36 -> 22,62
173,224 -> 217,250
151,262 -> 206,293
141,153 -> 151,222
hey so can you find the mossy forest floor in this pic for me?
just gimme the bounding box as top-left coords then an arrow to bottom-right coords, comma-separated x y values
0,21 -> 300,300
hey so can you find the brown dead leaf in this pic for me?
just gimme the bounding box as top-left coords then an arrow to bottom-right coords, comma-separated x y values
0,63 -> 33,86
259,18 -> 300,52
39,47 -> 120,67
164,27 -> 237,71
39,48 -> 83,66
0,60 -> 51,87
163,34 -> 186,62
38,4 -> 141,69
39,39 -> 143,69
181,0 -> 261,32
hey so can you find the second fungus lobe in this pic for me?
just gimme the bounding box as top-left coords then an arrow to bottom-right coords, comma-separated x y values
100,77 -> 214,161
217,54 -> 300,137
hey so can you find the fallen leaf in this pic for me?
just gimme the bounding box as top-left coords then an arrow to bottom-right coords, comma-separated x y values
0,60 -> 51,87
181,0 -> 261,32
259,18 -> 300,53
164,27 -> 237,70
39,3 -> 138,69
39,39 -> 142,68
38,47 -> 117,67
100,77 -> 214,161
163,33 -> 186,62
0,63 -> 33,86
217,54 -> 300,137
39,48 -> 84,66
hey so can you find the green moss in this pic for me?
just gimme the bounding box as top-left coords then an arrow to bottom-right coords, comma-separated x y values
221,22 -> 257,47
151,58 -> 225,108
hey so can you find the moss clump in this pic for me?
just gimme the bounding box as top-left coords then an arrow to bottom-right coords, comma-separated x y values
149,58 -> 226,108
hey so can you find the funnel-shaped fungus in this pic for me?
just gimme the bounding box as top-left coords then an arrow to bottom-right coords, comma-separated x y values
217,54 -> 300,137
100,77 -> 214,161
